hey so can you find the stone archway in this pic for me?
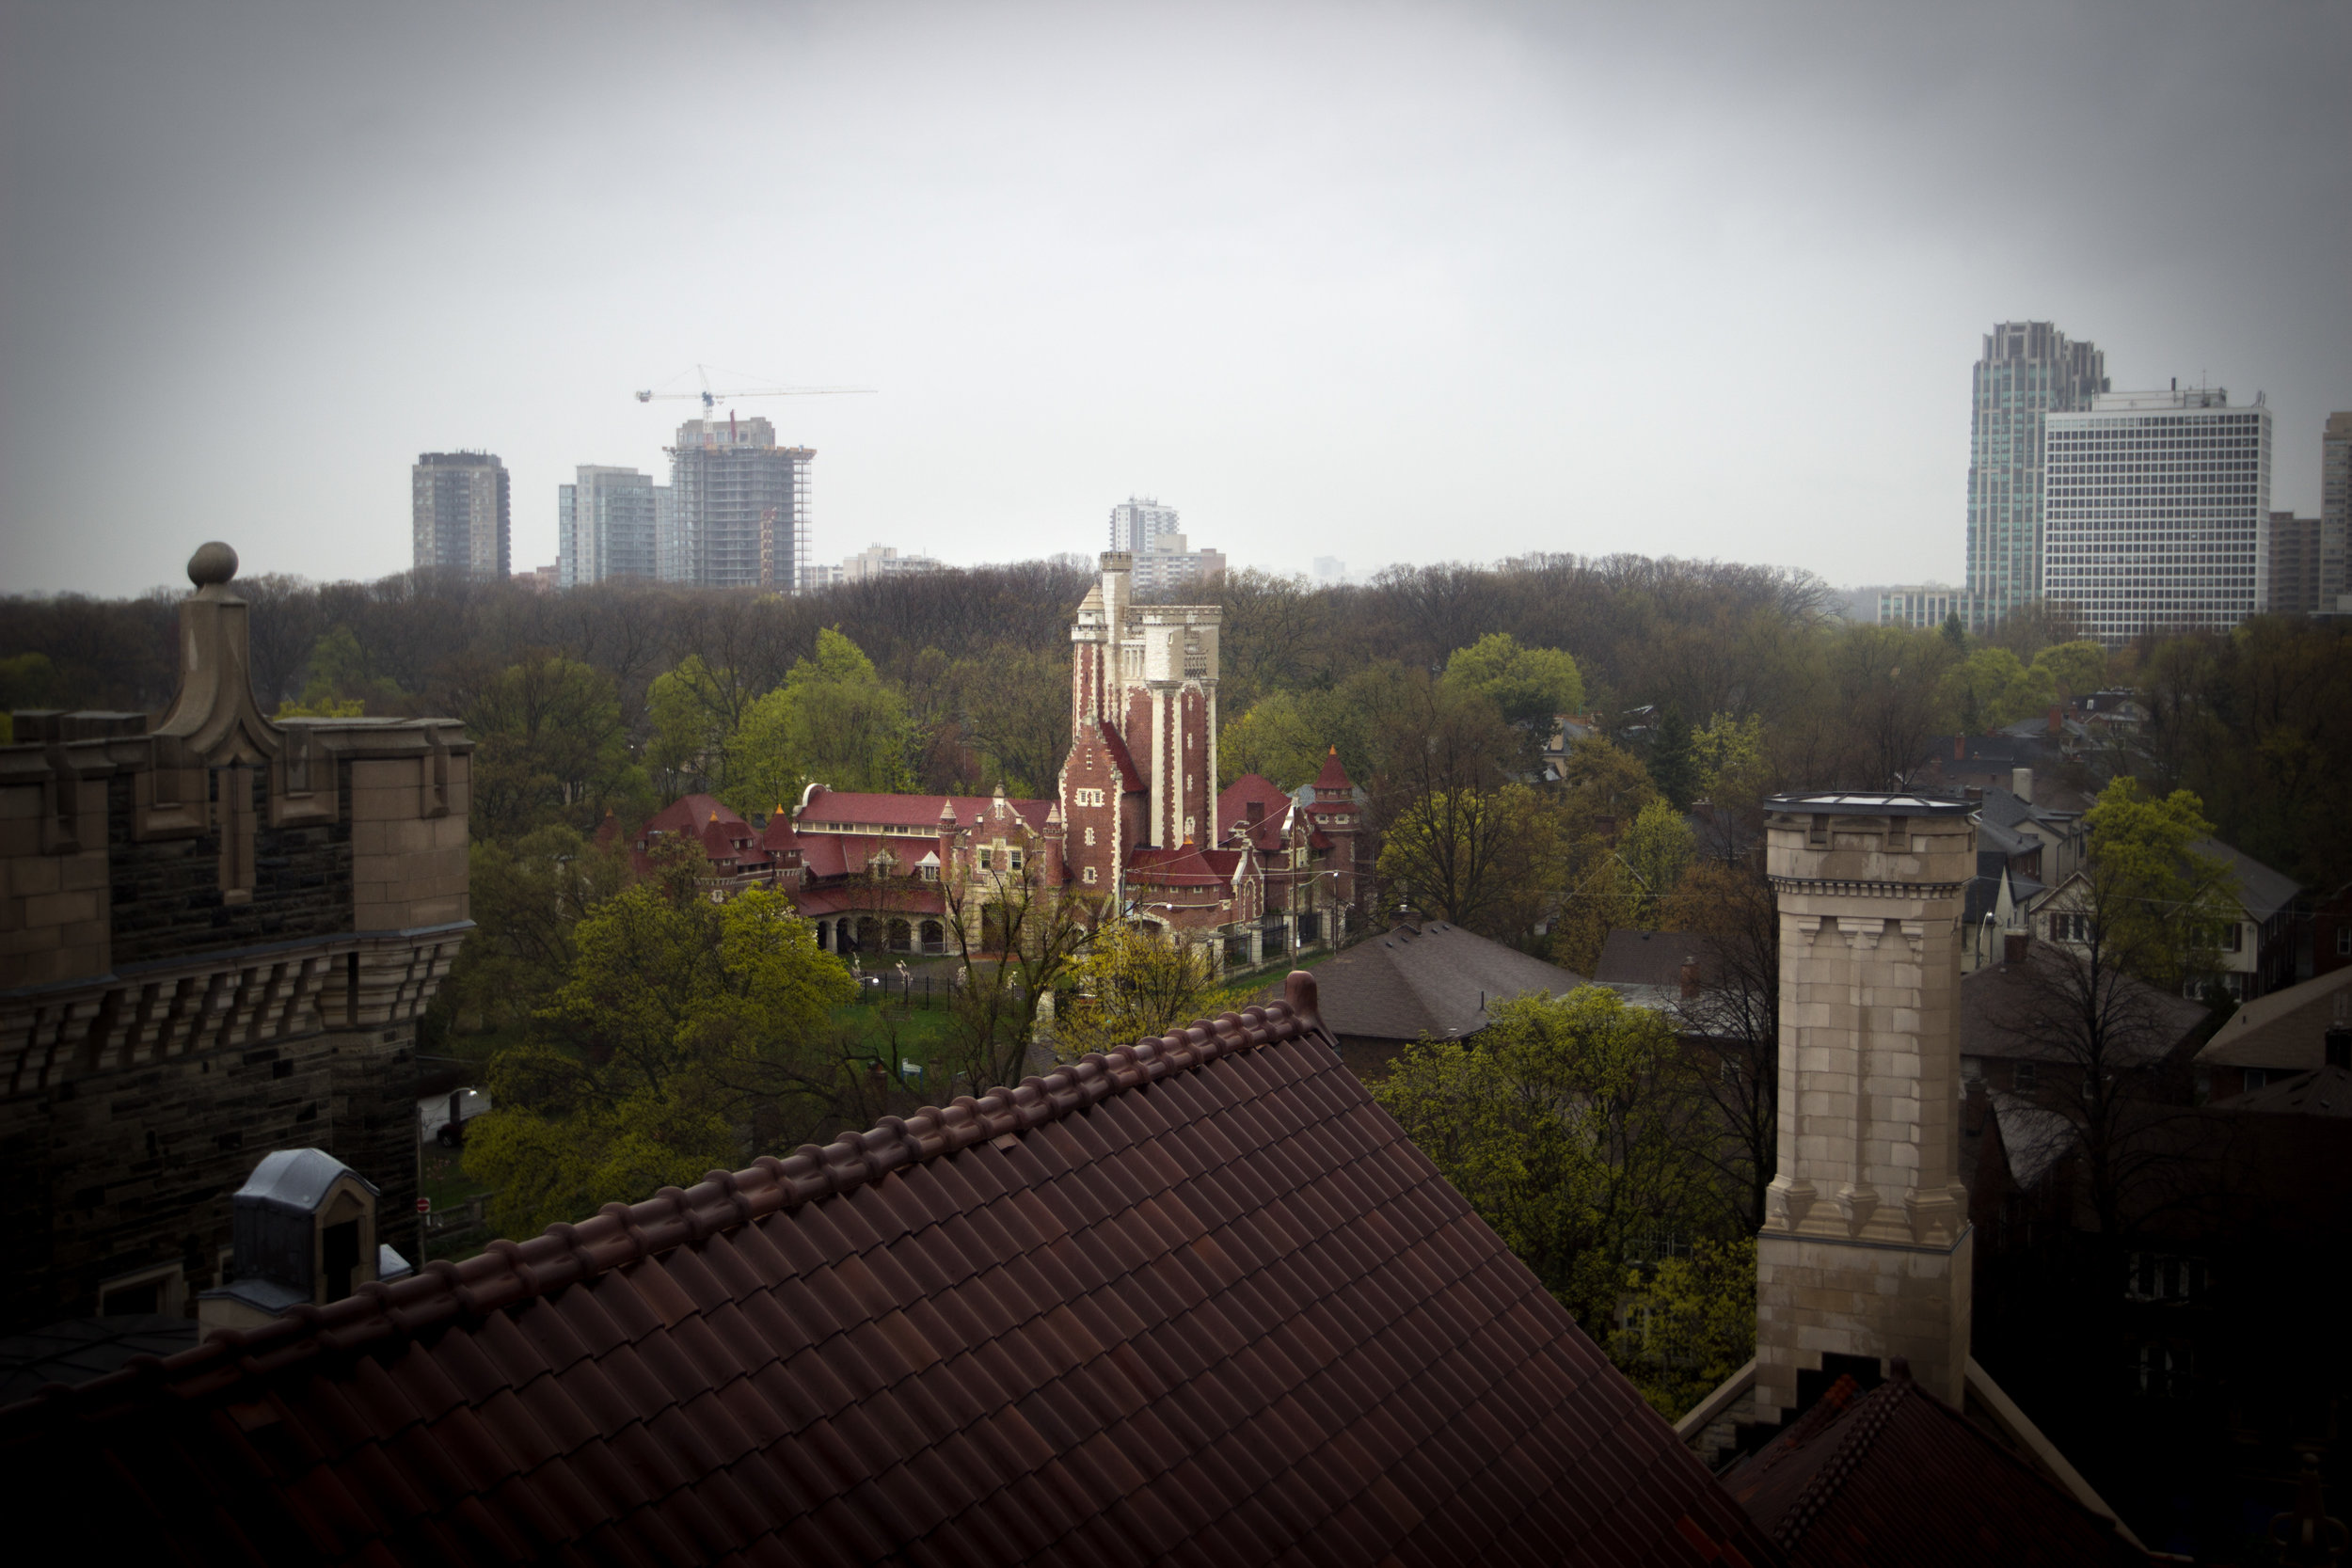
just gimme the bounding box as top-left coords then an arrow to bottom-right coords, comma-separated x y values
856,916 -> 883,953
887,919 -> 912,953
920,919 -> 945,954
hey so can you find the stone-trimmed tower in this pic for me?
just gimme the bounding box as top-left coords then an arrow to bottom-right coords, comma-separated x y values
1756,792 -> 1977,1413
0,542 -> 471,1334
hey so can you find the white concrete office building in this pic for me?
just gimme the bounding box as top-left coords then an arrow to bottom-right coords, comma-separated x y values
2042,388 -> 2272,642
1877,585 -> 1961,629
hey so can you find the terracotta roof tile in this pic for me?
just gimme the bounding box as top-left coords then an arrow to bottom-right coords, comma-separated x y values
9,973 -> 1777,1567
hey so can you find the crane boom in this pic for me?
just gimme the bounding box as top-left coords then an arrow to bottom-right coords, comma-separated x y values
633,364 -> 876,418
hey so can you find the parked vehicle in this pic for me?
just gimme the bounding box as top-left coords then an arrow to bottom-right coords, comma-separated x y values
418,1087 -> 490,1148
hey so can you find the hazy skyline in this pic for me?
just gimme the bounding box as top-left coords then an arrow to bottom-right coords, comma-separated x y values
4,0 -> 2348,596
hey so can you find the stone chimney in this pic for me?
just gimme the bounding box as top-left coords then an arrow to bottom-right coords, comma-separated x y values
2011,767 -> 2033,804
1679,956 -> 1701,999
1756,792 -> 1978,1413
2004,931 -> 2029,967
1247,798 -> 1265,824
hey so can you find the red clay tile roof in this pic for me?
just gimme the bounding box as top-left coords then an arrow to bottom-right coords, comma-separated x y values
1216,775 -> 1294,839
1078,720 -> 1146,797
5,974 -> 1772,1568
801,787 -> 1055,834
1126,845 -> 1245,884
645,793 -> 747,837
1312,747 -> 1354,793
1724,1366 -> 2142,1566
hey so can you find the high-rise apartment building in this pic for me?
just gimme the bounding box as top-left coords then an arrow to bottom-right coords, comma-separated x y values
2323,412 -> 2352,611
1109,497 -> 1182,557
664,417 -> 813,591
556,467 -> 662,589
411,451 -> 510,580
1876,585 -> 1961,629
838,544 -> 943,584
1964,322 -> 2107,628
2042,387 -> 2272,642
2264,512 -> 2324,617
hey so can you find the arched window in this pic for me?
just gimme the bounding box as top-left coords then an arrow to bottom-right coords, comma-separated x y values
919,920 -> 945,954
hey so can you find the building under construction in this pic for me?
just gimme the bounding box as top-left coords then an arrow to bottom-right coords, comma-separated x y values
662,416 -> 813,591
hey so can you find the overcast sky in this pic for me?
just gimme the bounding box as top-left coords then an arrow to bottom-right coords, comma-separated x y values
4,0 -> 2347,597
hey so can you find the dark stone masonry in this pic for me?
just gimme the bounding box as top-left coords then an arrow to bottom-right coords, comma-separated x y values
0,543 -> 469,1335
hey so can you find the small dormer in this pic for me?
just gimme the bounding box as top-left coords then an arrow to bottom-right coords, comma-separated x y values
197,1149 -> 411,1333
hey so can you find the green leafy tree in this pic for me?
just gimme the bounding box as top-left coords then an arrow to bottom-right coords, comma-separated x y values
464,653 -> 643,839
1942,646 -> 2054,734
1619,798 -> 1696,923
2077,777 -> 2234,992
1372,987 -> 1706,1330
434,825 -> 631,1042
1549,851 -> 1644,976
1608,1240 -> 1758,1419
464,868 -> 860,1235
645,655 -> 741,796
1052,921 -> 1244,1060
1646,709 -> 1698,811
1218,691 -> 1330,789
276,626 -> 402,718
724,629 -> 914,812
2029,639 -> 2107,706
939,863 -> 1103,1092
1443,632 -> 1584,762
1688,711 -> 1770,810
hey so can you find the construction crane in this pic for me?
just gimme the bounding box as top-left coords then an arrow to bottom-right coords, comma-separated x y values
633,363 -> 877,419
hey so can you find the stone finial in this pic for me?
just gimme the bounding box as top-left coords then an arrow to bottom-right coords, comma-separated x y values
188,541 -> 239,588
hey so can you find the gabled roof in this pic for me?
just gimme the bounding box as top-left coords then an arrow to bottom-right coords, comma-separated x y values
1215,774 -> 1294,840
2214,1062 -> 2352,1117
801,786 -> 1056,834
3,975 -> 1772,1568
2195,964 -> 2352,1069
1126,845 -> 1244,883
1592,929 -> 1718,990
1311,922 -> 1590,1043
1072,720 -> 1145,797
2197,837 -> 2298,923
643,793 -> 746,838
1960,944 -> 2206,1065
1986,1090 -> 2079,1190
1724,1363 -> 2141,1565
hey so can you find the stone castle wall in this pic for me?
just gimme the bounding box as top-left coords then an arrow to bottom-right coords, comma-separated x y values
0,546 -> 470,1334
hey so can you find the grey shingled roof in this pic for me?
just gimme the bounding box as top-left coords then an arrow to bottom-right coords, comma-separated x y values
2200,838 -> 2299,923
1313,922 -> 1589,1042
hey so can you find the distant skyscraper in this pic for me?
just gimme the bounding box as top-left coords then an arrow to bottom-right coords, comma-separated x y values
2042,387 -> 2272,641
557,466 -> 661,588
1876,585 -> 1962,629
2323,412 -> 2352,610
665,417 -> 813,591
839,544 -> 944,583
1109,497 -> 1182,556
2264,512 -> 2324,617
1964,322 -> 2107,628
411,451 -> 510,580
1313,556 -> 1348,586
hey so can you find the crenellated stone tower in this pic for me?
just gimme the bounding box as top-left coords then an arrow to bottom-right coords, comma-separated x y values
1063,551 -> 1220,899
1756,792 -> 1978,1414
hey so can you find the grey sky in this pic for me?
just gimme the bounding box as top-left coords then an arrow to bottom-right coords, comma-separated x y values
4,0 -> 2347,596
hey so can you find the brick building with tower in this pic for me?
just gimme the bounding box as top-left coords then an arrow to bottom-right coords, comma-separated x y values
0,542 -> 470,1337
660,550 -> 1364,967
